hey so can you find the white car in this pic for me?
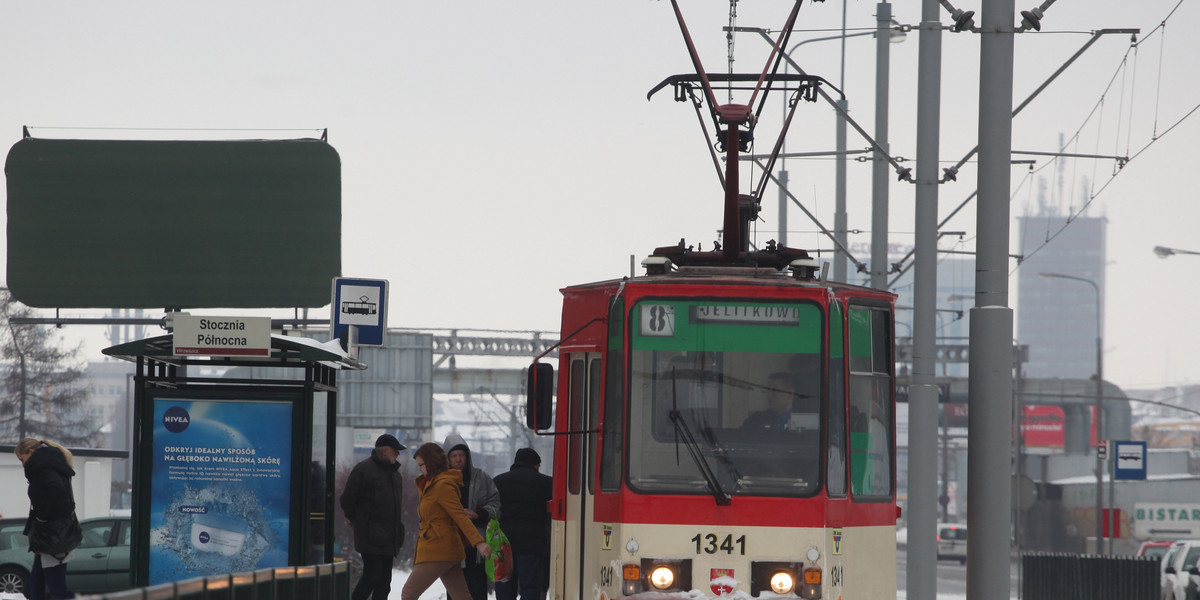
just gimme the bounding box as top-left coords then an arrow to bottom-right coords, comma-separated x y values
936,523 -> 967,564
1160,539 -> 1200,600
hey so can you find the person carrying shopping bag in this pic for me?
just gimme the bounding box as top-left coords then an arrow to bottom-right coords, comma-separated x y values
401,443 -> 492,600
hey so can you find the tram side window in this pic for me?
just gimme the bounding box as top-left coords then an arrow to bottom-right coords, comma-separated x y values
569,359 -> 585,495
827,301 -> 847,497
847,306 -> 893,499
587,358 -> 602,494
600,299 -> 625,493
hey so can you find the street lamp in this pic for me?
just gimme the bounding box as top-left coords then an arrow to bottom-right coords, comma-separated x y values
1154,245 -> 1200,258
1038,272 -> 1104,553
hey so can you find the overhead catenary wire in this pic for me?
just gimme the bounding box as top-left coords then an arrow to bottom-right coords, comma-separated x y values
747,3 -> 1191,283
1153,21 -> 1166,139
1132,0 -> 1186,139
1125,44 -> 1138,160
1014,1 -> 1197,267
1114,50 -> 1132,168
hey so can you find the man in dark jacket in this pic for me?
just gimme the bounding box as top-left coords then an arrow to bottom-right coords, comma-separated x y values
493,448 -> 553,600
340,434 -> 406,600
443,434 -> 501,600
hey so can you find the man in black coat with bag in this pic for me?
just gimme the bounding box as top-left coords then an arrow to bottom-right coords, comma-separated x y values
493,448 -> 553,600
340,434 -> 406,600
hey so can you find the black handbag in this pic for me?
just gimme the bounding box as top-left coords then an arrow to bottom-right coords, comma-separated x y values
29,513 -> 83,559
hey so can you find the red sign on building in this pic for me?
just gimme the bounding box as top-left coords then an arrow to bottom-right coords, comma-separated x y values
1021,405 -> 1065,448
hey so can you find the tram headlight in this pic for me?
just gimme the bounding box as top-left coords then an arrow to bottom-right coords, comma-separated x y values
751,561 -> 802,597
649,565 -> 676,590
635,558 -> 691,594
769,571 -> 795,594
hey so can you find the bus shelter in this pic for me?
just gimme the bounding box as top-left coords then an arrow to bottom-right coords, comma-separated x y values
103,333 -> 365,588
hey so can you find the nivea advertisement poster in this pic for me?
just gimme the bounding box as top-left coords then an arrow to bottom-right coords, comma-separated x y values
149,398 -> 293,584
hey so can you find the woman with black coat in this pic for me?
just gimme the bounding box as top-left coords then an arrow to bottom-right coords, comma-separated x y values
16,438 -> 79,600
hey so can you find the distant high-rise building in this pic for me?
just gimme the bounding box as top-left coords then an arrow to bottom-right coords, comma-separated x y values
1017,205 -> 1107,379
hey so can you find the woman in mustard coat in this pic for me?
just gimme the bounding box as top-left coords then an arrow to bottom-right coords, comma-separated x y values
401,443 -> 492,600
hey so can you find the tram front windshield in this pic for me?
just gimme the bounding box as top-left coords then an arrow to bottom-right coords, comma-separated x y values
627,299 -> 825,497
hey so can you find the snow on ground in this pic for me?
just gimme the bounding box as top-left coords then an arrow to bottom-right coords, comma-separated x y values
384,570 -> 988,600
0,568 -> 992,599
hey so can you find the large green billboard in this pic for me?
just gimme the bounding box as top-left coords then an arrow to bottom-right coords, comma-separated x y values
5,137 -> 341,308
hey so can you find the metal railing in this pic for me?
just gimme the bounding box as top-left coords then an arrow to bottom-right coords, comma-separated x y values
1022,553 -> 1159,600
85,562 -> 350,600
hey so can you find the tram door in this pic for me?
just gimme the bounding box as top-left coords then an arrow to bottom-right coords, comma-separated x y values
561,352 -> 602,600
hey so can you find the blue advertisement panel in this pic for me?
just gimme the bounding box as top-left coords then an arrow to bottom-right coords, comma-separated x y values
149,398 -> 293,584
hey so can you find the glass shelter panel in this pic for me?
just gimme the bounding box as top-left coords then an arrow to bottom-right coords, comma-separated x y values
626,299 -> 825,498
309,391 -> 329,564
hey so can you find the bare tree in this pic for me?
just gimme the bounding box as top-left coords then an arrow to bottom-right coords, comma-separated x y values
0,289 -> 95,445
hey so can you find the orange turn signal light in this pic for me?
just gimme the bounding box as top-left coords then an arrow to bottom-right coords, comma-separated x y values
804,568 -> 822,585
623,564 -> 641,581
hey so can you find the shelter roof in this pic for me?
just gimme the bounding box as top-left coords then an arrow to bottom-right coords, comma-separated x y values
102,333 -> 366,370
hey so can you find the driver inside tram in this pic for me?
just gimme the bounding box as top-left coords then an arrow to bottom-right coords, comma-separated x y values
743,372 -> 802,429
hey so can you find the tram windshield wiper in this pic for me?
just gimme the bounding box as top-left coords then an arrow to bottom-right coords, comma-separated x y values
670,369 -> 732,506
699,425 -> 745,493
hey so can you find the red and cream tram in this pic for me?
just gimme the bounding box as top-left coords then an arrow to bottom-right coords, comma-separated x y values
525,3 -> 898,598
527,259 -> 897,600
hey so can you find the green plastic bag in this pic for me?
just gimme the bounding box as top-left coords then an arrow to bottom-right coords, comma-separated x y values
485,518 -> 514,583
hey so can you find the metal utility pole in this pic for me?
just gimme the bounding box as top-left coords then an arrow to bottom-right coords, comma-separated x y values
1039,272 -> 1104,552
833,0 -> 850,283
834,99 -> 849,283
869,1 -> 892,291
968,1 -> 1016,600
906,0 -> 943,596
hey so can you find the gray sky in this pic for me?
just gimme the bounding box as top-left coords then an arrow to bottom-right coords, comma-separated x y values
1,1 -> 1197,392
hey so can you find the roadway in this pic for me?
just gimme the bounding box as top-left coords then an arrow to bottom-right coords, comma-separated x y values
896,546 -> 1022,598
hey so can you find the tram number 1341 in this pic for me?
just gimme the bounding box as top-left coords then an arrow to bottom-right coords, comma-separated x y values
692,533 -> 747,555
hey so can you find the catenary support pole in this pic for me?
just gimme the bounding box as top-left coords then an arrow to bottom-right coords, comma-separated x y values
1096,315 -> 1105,554
833,0 -> 849,283
870,1 -> 892,291
834,101 -> 849,283
968,1 -> 1016,600
906,0 -> 944,597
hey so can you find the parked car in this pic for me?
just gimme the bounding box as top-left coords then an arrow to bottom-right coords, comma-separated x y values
1140,539 -> 1178,561
1160,539 -> 1200,600
936,523 -> 967,565
0,519 -> 28,553
0,516 -> 130,598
